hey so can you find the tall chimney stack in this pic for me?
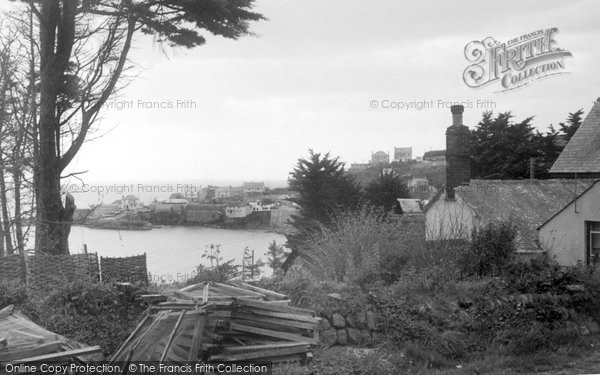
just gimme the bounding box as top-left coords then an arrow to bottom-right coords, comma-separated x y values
446,105 -> 471,200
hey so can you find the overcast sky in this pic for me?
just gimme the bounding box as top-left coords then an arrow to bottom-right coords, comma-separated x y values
38,1 -> 600,185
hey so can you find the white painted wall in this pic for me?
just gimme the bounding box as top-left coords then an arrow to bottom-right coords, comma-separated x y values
539,183 -> 600,266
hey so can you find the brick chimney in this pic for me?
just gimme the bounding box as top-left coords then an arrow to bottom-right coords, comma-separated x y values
446,105 -> 471,199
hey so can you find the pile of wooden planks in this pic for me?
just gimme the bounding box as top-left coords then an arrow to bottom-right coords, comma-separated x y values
0,305 -> 103,365
111,282 -> 319,367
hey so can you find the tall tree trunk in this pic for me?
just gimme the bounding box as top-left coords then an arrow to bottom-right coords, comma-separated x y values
0,169 -> 13,254
12,171 -> 24,253
35,0 -> 76,255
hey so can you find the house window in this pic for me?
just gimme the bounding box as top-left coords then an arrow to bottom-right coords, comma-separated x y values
587,222 -> 600,265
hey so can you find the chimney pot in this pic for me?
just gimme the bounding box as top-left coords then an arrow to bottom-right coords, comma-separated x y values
450,105 -> 464,126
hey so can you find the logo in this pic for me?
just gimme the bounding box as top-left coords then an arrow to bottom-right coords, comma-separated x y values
463,28 -> 572,92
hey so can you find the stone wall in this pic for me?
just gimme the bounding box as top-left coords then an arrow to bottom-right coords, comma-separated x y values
317,294 -> 382,348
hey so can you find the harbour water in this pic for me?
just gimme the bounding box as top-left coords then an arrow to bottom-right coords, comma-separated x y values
68,226 -> 287,283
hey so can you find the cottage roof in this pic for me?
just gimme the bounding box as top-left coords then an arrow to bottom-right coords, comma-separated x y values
550,99 -> 600,175
425,179 -> 595,250
423,150 -> 446,158
123,195 -> 139,201
397,199 -> 422,214
453,179 -> 594,251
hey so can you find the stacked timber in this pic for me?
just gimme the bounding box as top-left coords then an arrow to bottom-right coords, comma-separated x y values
0,305 -> 102,365
111,282 -> 319,367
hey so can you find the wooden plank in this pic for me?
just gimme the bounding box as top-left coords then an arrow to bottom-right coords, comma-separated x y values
0,305 -> 14,319
114,311 -> 166,362
233,319 -> 308,336
173,291 -> 196,301
230,323 -> 317,345
234,282 -> 290,300
11,346 -> 103,364
160,310 -> 186,362
12,330 -> 45,343
211,282 -> 266,298
231,312 -> 316,331
0,342 -> 63,362
179,282 -> 205,293
187,316 -> 206,361
235,298 -> 316,316
202,283 -> 209,303
236,307 -> 319,324
209,345 -> 309,362
223,342 -> 309,354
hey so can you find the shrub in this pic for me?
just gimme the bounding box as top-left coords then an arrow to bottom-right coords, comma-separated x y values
461,222 -> 517,277
301,208 -> 426,285
0,280 -> 29,309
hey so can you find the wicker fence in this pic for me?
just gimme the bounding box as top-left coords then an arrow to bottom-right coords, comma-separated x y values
100,254 -> 148,284
28,253 -> 100,287
0,252 -> 148,287
0,254 -> 26,284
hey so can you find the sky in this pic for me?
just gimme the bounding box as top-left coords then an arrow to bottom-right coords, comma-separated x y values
13,0 -> 600,186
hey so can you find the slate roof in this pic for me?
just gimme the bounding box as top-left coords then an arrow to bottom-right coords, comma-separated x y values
550,99 -> 600,175
423,150 -> 446,158
454,179 -> 594,251
397,198 -> 423,214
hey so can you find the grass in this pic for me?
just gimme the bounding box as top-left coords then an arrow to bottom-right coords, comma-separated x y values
271,335 -> 600,375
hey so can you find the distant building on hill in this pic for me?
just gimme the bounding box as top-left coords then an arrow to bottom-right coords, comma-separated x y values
370,151 -> 390,165
243,182 -> 266,197
215,186 -> 244,199
349,163 -> 369,172
423,150 -> 446,163
394,147 -> 413,162
121,195 -> 141,210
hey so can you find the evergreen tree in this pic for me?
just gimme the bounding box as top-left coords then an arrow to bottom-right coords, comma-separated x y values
471,111 -> 537,179
559,109 -> 584,141
364,170 -> 409,212
283,150 -> 362,271
265,241 -> 285,276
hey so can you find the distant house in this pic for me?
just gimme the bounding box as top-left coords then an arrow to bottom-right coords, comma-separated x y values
349,163 -> 369,172
370,151 -> 390,165
408,177 -> 429,191
549,98 -> 600,178
121,195 -> 140,210
215,186 -> 244,199
538,180 -> 600,266
423,150 -> 446,163
424,104 -> 598,263
225,204 -> 253,218
243,182 -> 266,196
394,147 -> 413,162
249,201 -> 275,212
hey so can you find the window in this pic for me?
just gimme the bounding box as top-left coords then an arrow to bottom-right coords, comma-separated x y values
588,222 -> 600,265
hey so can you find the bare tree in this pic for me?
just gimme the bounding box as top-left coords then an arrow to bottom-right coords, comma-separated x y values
5,0 -> 263,254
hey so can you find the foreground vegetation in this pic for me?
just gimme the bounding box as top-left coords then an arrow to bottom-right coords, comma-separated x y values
3,216 -> 600,373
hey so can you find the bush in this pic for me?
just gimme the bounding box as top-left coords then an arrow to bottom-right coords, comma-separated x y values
257,268 -> 369,314
301,208 -> 426,285
0,281 -> 29,309
461,222 -> 517,277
